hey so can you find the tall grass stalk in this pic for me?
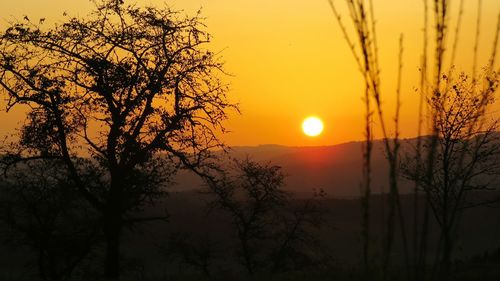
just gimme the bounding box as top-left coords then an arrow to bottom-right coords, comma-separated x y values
413,1 -> 430,280
328,1 -> 408,279
329,1 -> 500,281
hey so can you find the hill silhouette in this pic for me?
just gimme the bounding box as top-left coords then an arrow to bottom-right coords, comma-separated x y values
174,139 -> 416,197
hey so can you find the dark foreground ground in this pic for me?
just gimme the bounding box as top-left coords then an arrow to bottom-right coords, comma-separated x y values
1,191 -> 500,281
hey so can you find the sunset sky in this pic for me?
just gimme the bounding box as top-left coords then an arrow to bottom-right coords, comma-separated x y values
1,0 -> 499,147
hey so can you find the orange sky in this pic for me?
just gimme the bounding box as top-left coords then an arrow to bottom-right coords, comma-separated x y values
1,0 -> 499,146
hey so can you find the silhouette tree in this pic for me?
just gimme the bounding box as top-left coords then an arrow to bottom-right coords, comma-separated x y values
269,193 -> 327,273
0,0 -> 235,279
329,1 -> 500,280
0,160 -> 99,281
207,159 -> 287,274
207,158 -> 326,275
160,232 -> 218,279
402,71 -> 500,279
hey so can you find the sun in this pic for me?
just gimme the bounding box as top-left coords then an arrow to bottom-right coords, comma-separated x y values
302,116 -> 324,137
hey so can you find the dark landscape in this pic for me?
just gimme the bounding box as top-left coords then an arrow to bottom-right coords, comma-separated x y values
1,0 -> 500,280
2,142 -> 500,280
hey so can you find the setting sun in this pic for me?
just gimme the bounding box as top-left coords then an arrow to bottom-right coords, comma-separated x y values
1,1 -> 500,279
302,117 -> 324,137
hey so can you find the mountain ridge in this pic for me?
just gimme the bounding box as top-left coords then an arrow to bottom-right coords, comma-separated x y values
174,138 -> 418,198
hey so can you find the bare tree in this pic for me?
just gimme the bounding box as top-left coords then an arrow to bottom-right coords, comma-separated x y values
329,1 -> 500,280
159,232 -> 218,279
207,159 -> 287,274
270,192 -> 327,273
402,70 -> 500,279
0,160 -> 99,281
0,0 -> 235,279
206,158 -> 326,275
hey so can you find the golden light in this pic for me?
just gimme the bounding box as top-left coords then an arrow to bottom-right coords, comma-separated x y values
302,116 -> 324,137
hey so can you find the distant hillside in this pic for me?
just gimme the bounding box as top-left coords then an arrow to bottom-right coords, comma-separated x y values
174,139 -> 417,198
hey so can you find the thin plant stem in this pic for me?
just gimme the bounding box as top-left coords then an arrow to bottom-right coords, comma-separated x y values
489,10 -> 500,70
449,0 -> 464,71
414,1 -> 430,280
472,0 -> 482,81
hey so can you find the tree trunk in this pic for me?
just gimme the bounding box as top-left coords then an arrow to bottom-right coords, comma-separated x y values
441,227 -> 453,281
240,235 -> 253,275
104,208 -> 122,280
243,246 -> 253,274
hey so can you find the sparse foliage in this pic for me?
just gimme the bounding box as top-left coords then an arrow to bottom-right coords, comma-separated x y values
206,158 -> 326,275
0,0 -> 235,279
402,70 -> 500,278
0,160 -> 99,281
329,1 -> 500,281
160,233 -> 218,279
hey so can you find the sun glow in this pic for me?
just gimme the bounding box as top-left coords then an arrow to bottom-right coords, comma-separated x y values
302,117 -> 324,137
